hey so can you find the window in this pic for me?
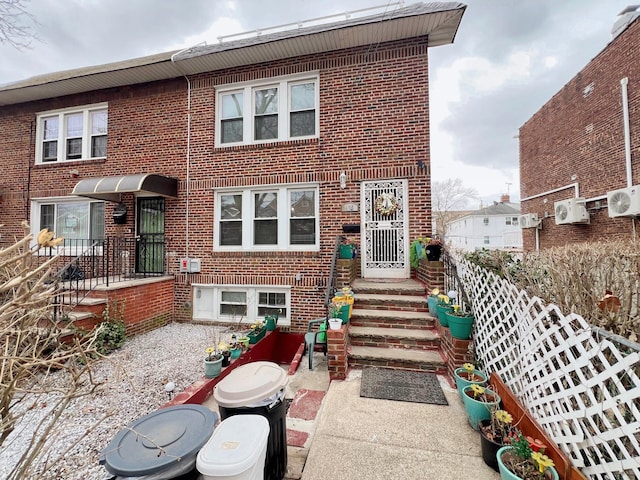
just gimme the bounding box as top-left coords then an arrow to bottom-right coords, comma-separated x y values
483,236 -> 490,245
192,285 -> 290,326
505,217 -> 511,225
216,185 -> 318,251
512,217 -> 519,226
483,217 -> 489,225
216,74 -> 318,146
33,199 -> 105,247
36,104 -> 108,163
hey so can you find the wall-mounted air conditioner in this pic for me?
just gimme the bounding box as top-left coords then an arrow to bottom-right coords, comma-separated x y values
607,186 -> 640,217
519,213 -> 541,229
554,198 -> 589,225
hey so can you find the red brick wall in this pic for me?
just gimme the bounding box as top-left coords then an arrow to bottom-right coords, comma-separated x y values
0,38 -> 433,333
519,20 -> 640,251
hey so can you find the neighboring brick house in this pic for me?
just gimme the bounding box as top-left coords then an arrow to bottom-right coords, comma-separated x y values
0,3 -> 466,334
519,9 -> 640,252
446,194 -> 522,252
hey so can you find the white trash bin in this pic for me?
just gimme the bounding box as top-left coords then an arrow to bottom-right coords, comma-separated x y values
197,414 -> 270,480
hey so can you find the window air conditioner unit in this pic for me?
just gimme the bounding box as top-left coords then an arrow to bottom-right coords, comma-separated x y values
607,186 -> 640,217
554,198 -> 589,225
519,213 -> 541,229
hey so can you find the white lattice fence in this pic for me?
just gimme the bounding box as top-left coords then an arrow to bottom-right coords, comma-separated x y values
455,258 -> 640,480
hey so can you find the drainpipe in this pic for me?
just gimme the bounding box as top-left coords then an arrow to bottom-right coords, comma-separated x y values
621,78 -> 633,187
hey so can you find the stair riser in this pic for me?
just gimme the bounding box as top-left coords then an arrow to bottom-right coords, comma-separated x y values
350,337 -> 440,350
348,357 -> 447,374
355,288 -> 425,296
350,317 -> 436,330
354,301 -> 428,312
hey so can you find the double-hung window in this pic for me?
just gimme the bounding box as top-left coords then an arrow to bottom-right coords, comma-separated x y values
216,185 -> 318,250
33,198 -> 105,250
216,74 -> 319,146
36,104 -> 108,163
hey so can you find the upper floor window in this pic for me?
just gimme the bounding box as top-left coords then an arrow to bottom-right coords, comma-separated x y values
216,74 -> 319,147
483,217 -> 489,225
215,184 -> 318,251
36,104 -> 108,164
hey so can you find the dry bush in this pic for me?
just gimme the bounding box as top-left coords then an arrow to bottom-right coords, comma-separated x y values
0,223 -> 107,479
509,241 -> 639,340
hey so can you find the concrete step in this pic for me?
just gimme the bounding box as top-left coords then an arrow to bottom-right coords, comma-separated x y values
352,278 -> 426,296
349,326 -> 440,350
348,345 -> 446,373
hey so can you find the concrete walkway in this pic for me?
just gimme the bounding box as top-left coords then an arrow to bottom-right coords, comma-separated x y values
300,369 -> 500,480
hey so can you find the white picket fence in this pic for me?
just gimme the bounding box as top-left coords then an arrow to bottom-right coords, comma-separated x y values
453,257 -> 640,480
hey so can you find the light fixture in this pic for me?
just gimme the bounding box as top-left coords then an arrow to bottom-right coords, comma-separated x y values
339,171 -> 347,189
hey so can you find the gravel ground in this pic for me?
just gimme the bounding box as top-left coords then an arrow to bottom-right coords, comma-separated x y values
0,323 -> 234,480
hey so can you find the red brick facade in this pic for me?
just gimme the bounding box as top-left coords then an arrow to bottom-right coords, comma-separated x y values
0,39 -> 434,334
519,19 -> 640,251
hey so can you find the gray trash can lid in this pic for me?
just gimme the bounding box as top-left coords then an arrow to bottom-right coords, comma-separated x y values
99,404 -> 218,477
214,361 -> 287,408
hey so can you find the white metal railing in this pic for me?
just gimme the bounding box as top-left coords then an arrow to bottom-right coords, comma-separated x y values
453,257 -> 640,480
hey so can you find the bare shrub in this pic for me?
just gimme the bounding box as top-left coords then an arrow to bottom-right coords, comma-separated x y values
0,223 -> 107,479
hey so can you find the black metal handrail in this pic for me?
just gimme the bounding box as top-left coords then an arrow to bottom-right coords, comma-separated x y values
324,235 -> 346,308
442,249 -> 472,311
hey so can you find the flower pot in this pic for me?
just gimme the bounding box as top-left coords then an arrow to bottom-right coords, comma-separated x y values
427,295 -> 438,316
479,419 -> 502,472
339,244 -> 354,259
496,446 -> 559,480
435,304 -> 453,326
461,385 -> 501,431
426,244 -> 442,261
265,315 -> 278,331
248,327 -> 266,344
230,347 -> 242,359
328,318 -> 342,330
204,356 -> 223,379
238,336 -> 250,349
454,367 -> 488,401
445,312 -> 475,340
221,351 -> 231,367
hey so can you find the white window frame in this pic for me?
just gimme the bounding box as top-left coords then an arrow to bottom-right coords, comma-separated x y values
215,73 -> 319,147
35,103 -> 108,164
214,183 -> 319,252
30,196 -> 105,255
192,284 -> 291,326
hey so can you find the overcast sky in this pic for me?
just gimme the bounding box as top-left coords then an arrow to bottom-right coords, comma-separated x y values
0,0 -> 634,206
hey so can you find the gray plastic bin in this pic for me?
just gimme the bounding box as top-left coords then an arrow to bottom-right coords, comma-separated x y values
214,361 -> 288,480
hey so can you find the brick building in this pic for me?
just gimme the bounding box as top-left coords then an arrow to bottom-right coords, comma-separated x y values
519,9 -> 640,252
0,3 -> 466,334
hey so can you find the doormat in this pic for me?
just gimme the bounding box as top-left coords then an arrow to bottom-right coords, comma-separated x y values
360,366 -> 448,405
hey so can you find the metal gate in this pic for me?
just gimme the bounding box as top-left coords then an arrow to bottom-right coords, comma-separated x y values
136,197 -> 165,275
360,179 -> 409,278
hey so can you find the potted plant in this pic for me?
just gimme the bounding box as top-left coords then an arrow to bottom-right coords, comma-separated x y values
328,303 -> 343,330
461,383 -> 501,431
410,237 -> 427,268
479,407 -> 514,471
497,431 -> 558,480
330,297 -> 350,324
454,362 -> 488,400
339,238 -> 357,259
435,294 -> 453,326
425,235 -> 443,261
445,304 -> 475,340
218,341 -> 231,367
265,310 -> 280,331
204,346 -> 223,379
247,320 -> 266,344
427,287 -> 439,316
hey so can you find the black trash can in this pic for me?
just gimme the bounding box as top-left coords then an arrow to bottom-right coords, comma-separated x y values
99,404 -> 218,480
213,361 -> 288,480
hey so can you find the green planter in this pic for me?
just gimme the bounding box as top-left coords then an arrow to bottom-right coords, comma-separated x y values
230,347 -> 242,359
496,446 -> 559,480
204,356 -> 223,378
445,312 -> 475,340
339,244 -> 354,259
248,327 -> 266,344
461,385 -> 501,431
435,304 -> 453,326
265,315 -> 278,331
454,367 -> 488,401
338,304 -> 350,324
427,295 -> 438,316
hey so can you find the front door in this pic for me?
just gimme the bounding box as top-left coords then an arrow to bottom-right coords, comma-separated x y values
361,179 -> 409,278
136,197 -> 165,275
